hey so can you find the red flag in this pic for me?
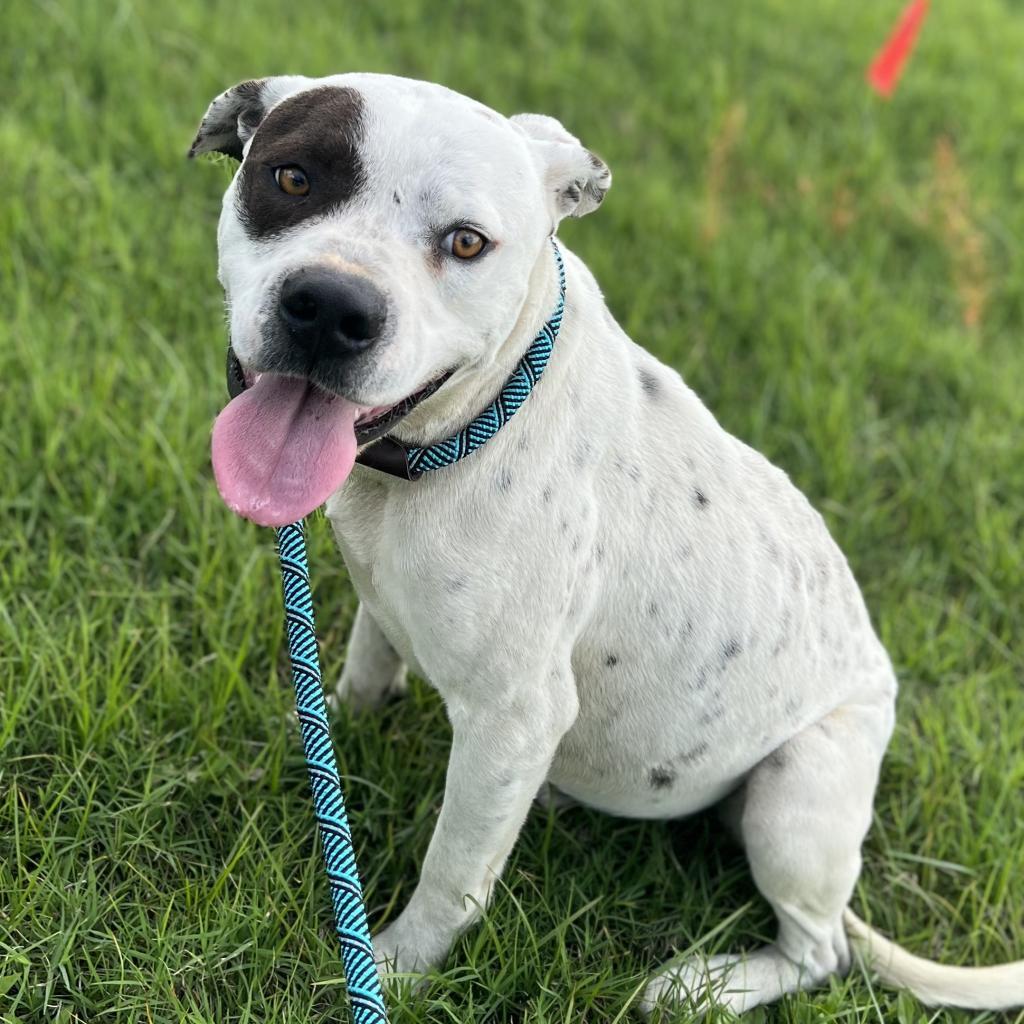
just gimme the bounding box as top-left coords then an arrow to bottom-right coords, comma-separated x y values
867,0 -> 930,97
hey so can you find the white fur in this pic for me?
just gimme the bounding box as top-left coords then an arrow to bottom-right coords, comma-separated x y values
200,72 -> 1024,1013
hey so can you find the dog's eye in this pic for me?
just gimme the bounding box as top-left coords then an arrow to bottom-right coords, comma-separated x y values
275,166 -> 310,197
445,228 -> 487,260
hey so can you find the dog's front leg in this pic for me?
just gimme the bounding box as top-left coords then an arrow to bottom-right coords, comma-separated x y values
374,667 -> 578,978
332,602 -> 407,714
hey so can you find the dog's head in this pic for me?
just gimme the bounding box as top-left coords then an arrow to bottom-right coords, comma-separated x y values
190,73 -> 610,525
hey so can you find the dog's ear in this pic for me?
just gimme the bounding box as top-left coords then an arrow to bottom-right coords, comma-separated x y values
188,76 -> 311,160
512,113 -> 611,222
188,79 -> 269,160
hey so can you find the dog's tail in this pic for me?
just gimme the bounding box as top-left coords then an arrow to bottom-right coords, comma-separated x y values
844,908 -> 1024,1010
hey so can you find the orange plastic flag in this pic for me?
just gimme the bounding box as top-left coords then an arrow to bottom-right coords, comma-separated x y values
867,0 -> 930,97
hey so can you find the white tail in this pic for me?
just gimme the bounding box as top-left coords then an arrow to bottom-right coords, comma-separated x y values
844,908 -> 1024,1010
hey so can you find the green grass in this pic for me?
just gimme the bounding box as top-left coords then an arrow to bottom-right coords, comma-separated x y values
2,1 -> 1023,1021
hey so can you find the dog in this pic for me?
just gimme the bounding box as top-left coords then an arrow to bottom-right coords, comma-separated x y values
190,73 -> 1024,1014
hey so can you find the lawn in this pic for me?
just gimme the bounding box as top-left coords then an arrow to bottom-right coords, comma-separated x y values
2,1 -> 1023,1021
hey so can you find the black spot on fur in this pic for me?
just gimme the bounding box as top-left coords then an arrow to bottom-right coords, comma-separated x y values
816,559 -> 830,587
647,601 -> 659,619
693,488 -> 710,509
496,469 -> 514,493
649,766 -> 676,790
392,190 -> 401,204
605,654 -> 619,668
789,558 -> 801,587
237,86 -> 366,239
699,702 -> 726,727
758,526 -> 783,564
721,638 -> 742,663
541,486 -> 553,504
676,741 -> 710,765
638,367 -> 661,397
771,636 -> 789,659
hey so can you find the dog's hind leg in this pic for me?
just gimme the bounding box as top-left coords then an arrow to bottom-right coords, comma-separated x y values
331,602 -> 408,714
642,694 -> 894,1015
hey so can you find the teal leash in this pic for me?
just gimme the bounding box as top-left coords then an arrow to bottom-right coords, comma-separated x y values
275,521 -> 387,1023
262,239 -> 567,1020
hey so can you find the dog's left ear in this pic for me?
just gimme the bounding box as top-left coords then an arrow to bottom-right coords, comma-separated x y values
188,76 -> 311,160
512,113 -> 612,222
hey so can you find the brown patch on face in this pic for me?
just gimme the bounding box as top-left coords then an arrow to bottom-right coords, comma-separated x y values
931,135 -> 988,333
236,86 -> 367,239
701,101 -> 746,244
315,253 -> 375,278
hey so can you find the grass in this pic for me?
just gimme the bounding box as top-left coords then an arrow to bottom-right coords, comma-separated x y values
1,0 -> 1023,1021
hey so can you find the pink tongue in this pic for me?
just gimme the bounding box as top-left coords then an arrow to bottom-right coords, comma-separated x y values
211,375 -> 360,527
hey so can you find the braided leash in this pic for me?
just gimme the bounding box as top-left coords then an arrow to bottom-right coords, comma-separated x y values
275,521 -> 388,1023
266,241 -> 567,1020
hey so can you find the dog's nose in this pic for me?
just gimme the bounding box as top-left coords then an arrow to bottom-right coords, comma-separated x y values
278,267 -> 387,359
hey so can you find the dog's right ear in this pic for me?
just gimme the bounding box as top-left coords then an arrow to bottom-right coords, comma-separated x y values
188,79 -> 269,160
188,76 -> 311,160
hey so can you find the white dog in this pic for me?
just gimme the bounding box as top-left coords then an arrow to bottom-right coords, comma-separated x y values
191,73 -> 1024,1014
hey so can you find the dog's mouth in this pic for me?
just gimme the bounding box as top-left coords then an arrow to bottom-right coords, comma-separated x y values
213,349 -> 452,527
352,369 -> 454,444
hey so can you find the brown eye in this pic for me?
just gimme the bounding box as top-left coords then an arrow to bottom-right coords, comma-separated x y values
275,166 -> 310,196
446,227 -> 487,260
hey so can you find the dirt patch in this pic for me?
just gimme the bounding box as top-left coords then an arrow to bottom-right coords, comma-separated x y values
701,102 -> 747,243
931,135 -> 989,332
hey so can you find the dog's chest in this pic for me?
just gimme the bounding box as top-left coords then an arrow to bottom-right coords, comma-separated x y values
326,460 -> 547,686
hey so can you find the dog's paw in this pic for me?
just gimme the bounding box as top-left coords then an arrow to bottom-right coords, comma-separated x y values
639,953 -> 744,1018
371,917 -> 447,993
329,663 -> 408,716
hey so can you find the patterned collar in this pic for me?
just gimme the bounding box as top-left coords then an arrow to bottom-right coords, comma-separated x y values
355,239 -> 566,480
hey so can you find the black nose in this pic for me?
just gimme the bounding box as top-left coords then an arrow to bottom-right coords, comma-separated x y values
278,267 -> 387,359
